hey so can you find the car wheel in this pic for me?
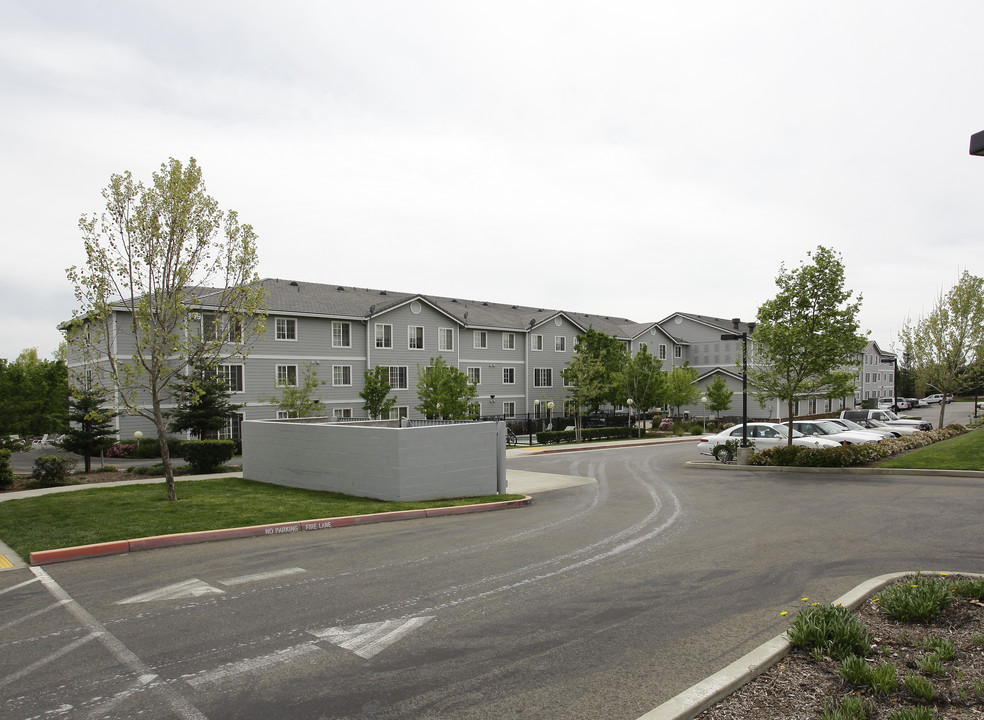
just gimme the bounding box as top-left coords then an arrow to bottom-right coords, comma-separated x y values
712,445 -> 734,463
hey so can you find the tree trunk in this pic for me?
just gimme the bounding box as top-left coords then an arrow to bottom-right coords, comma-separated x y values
151,399 -> 177,501
786,398 -> 795,446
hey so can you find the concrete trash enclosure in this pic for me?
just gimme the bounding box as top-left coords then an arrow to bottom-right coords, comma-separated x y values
242,418 -> 508,501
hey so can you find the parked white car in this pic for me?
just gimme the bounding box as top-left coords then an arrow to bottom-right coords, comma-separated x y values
789,420 -> 883,445
923,394 -> 952,405
697,422 -> 840,461
825,417 -> 899,440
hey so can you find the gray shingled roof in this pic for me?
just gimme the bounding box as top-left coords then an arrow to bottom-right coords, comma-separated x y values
252,278 -> 643,338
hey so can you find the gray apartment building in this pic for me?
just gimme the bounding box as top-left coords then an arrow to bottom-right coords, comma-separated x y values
63,278 -> 895,440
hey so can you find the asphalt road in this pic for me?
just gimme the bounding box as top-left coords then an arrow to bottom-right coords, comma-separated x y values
2,440 -> 983,720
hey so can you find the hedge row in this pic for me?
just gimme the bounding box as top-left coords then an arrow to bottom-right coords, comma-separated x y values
104,437 -> 243,459
747,425 -> 968,468
536,426 -> 635,445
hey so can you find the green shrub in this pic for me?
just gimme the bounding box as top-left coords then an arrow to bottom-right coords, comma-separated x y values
887,707 -> 937,720
878,578 -> 953,623
903,675 -> 936,702
31,455 -> 78,487
950,577 -> 984,601
91,464 -> 120,474
819,695 -> 874,720
535,427 -> 634,444
180,440 -> 236,473
787,603 -> 873,660
0,449 -> 14,489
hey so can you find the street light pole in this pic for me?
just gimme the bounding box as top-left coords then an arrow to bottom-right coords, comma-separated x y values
721,318 -> 755,448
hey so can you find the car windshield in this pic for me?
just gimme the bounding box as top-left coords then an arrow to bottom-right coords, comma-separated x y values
837,419 -> 867,431
867,419 -> 890,428
883,411 -> 901,420
814,422 -> 842,434
774,425 -> 805,438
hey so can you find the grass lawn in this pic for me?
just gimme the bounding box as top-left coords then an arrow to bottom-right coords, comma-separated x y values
0,478 -> 524,560
879,426 -> 984,471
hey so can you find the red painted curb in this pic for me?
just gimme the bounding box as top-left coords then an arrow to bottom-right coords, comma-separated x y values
30,540 -> 131,565
28,496 -> 533,565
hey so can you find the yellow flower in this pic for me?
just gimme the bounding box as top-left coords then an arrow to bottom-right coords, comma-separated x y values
780,611 -> 789,616
801,597 -> 809,602
811,602 -> 820,607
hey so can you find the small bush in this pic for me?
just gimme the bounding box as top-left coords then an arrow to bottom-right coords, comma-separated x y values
819,695 -> 874,720
903,674 -> 936,702
787,603 -> 873,660
32,455 -> 78,487
887,707 -> 937,720
105,443 -> 135,458
950,577 -> 984,601
0,449 -> 14,489
878,578 -> 953,623
91,464 -> 119,474
180,440 -> 236,473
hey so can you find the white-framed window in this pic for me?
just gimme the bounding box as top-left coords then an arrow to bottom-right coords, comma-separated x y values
375,323 -> 393,349
217,412 -> 244,440
386,406 -> 409,420
502,333 -> 516,350
473,330 -> 488,349
277,410 -> 298,419
674,345 -> 682,359
332,321 -> 351,348
203,313 -> 241,343
467,401 -> 481,417
409,326 -> 425,350
467,367 -> 481,384
502,367 -> 515,384
333,408 -> 353,419
275,317 -> 297,341
383,366 -> 408,389
502,401 -> 516,417
658,344 -> 667,360
531,334 -> 544,351
439,327 -> 454,351
276,364 -> 298,387
555,336 -> 567,352
563,372 -> 573,387
215,364 -> 244,393
534,368 -> 552,387
332,365 -> 352,386
639,342 -> 648,352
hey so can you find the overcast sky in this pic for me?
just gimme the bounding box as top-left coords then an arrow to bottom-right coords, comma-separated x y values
2,1 -> 983,362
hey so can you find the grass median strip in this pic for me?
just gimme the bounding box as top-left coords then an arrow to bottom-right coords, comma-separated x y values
0,478 -> 525,561
879,427 -> 984,470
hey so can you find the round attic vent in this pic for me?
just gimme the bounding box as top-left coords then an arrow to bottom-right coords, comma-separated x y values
410,301 -> 422,314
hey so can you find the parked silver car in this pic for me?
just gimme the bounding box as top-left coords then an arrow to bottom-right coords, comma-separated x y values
825,417 -> 899,440
789,420 -> 883,445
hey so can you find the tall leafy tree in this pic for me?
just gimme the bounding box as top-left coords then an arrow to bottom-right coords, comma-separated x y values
65,158 -> 266,500
58,386 -> 118,472
664,365 -> 701,416
170,361 -> 244,439
618,346 -> 666,437
0,349 -> 69,438
564,328 -> 629,413
361,366 -> 397,420
704,375 -> 734,418
748,246 -> 867,444
415,356 -> 477,420
899,270 -> 984,428
264,364 -> 326,418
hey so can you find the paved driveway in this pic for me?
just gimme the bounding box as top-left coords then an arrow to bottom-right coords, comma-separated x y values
2,441 -> 982,720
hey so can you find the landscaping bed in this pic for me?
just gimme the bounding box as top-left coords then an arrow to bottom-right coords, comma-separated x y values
697,574 -> 984,720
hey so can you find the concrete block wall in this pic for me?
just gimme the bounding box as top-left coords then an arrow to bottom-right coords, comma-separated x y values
242,419 -> 504,501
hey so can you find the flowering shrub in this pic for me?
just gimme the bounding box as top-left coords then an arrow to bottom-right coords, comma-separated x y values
105,443 -> 135,458
659,419 -> 674,430
748,425 -> 967,467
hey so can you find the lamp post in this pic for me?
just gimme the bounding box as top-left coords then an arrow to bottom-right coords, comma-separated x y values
627,398 -> 634,437
721,318 -> 755,448
133,430 -> 143,456
700,396 -> 708,432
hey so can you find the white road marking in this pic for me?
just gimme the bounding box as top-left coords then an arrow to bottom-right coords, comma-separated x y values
218,567 -> 306,586
30,567 -> 208,720
309,616 -> 434,659
0,599 -> 69,631
0,576 -> 40,596
117,579 -> 224,604
0,632 -> 98,689
185,643 -> 322,688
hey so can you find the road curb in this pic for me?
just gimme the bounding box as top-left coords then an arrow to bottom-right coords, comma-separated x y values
635,570 -> 982,720
28,496 -> 533,566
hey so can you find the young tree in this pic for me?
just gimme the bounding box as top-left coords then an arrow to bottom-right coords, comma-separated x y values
664,365 -> 701,417
748,246 -> 867,444
58,386 -> 118,472
415,356 -> 477,420
360,366 -> 397,420
618,346 -> 666,437
704,375 -> 734,418
169,361 -> 244,439
563,353 -> 607,442
265,364 -> 325,418
568,328 -> 630,410
65,158 -> 266,500
0,349 -> 69,438
899,270 -> 984,428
